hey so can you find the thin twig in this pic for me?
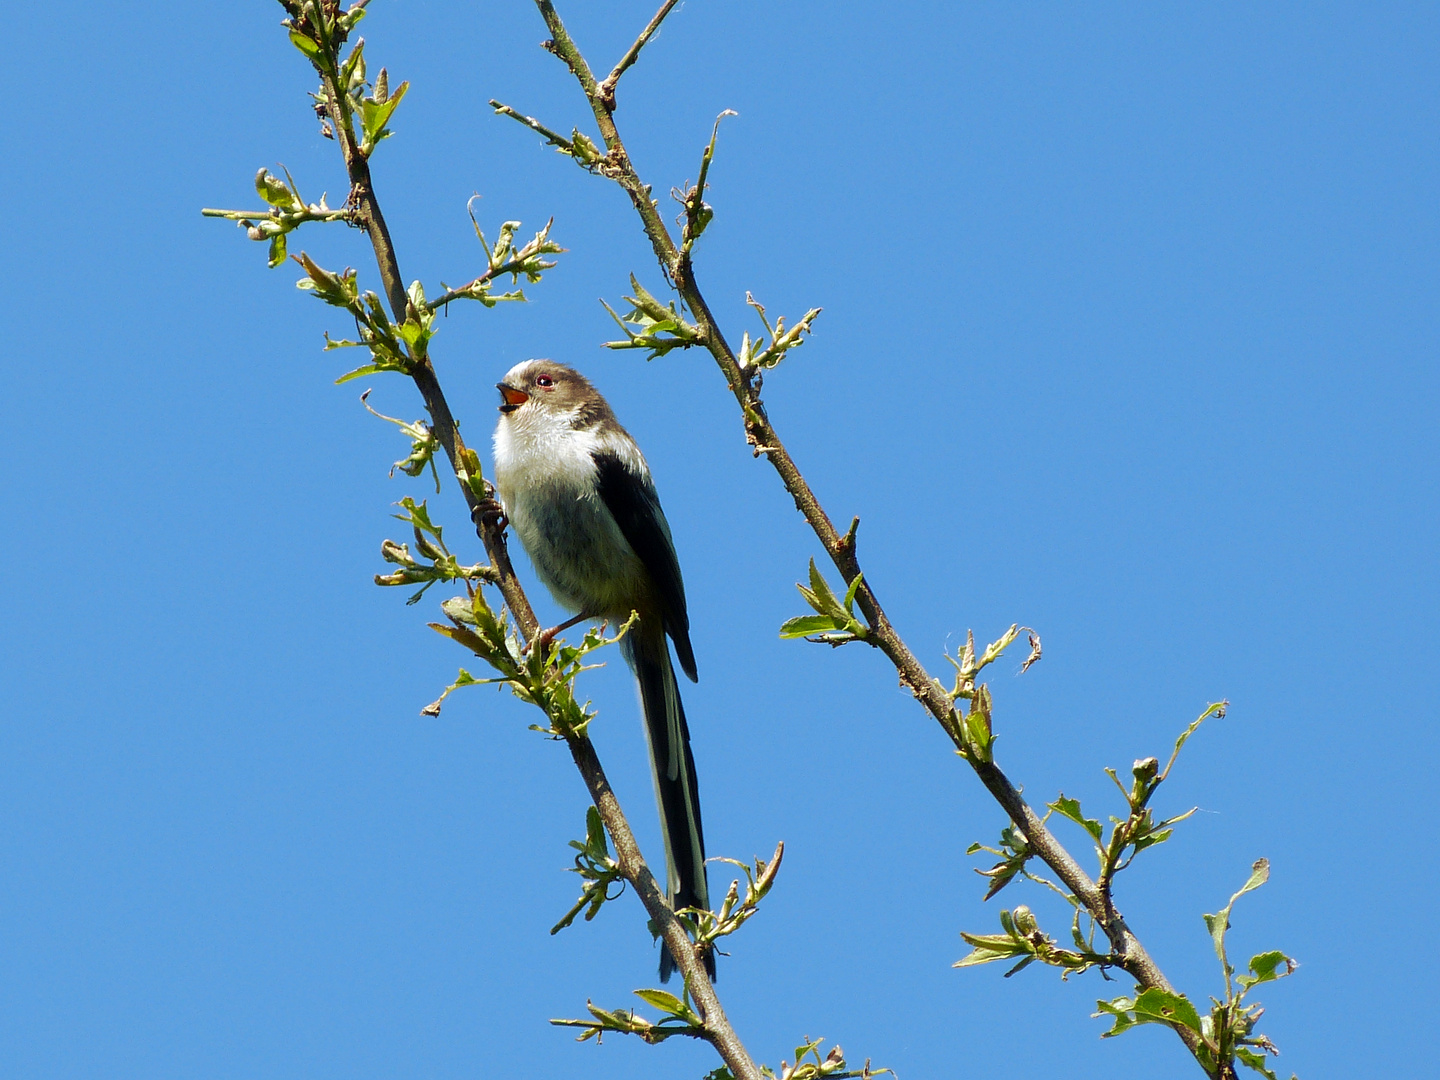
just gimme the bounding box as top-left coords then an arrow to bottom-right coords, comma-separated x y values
488,102 -> 576,154
597,0 -> 681,108
295,8 -> 759,1078
531,0 -> 1205,1066
200,206 -> 354,224
309,24 -> 536,632
426,256 -> 537,311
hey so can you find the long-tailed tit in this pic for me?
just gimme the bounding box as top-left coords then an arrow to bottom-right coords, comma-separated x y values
492,360 -> 712,981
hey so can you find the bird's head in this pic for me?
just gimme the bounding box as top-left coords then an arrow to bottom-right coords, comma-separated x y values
496,360 -> 611,428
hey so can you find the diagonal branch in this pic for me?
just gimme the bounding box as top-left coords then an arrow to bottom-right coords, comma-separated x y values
307,14 -> 536,633
488,102 -> 578,155
597,0 -> 681,108
281,7 -> 760,1078
530,0 -> 1205,1067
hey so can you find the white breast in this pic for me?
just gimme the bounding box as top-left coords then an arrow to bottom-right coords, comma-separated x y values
493,406 -> 649,616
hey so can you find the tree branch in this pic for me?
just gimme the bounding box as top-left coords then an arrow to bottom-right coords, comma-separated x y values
565,737 -> 761,1079
307,18 -> 536,632
530,0 -> 1205,1066
282,7 -> 762,1077
596,0 -> 681,108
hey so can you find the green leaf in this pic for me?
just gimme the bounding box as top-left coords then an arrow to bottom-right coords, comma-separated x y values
807,558 -> 842,617
1131,988 -> 1203,1034
963,709 -> 992,760
267,232 -> 287,268
632,988 -> 686,1015
340,39 -> 366,86
953,943 -> 1022,968
288,30 -> 321,58
1239,950 -> 1294,990
584,806 -> 606,854
1130,827 -> 1174,853
360,80 -> 408,147
1094,997 -> 1137,1038
954,928 -> 1030,968
395,319 -> 427,347
1235,1048 -> 1279,1080
338,5 -> 366,32
255,168 -> 295,208
334,364 -> 385,384
1094,990 -> 1206,1039
1235,857 -> 1271,897
440,596 -> 475,626
1203,910 -> 1229,960
1207,858 -> 1271,963
779,615 -> 838,638
1048,795 -> 1103,844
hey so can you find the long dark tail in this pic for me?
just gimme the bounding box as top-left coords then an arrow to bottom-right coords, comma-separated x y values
622,625 -> 714,982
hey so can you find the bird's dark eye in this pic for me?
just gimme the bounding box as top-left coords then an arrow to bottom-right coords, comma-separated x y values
535,373 -> 554,388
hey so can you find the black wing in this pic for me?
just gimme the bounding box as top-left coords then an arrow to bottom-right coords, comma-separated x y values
594,450 -> 697,681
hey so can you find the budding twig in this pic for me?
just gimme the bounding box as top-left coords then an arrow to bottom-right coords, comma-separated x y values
528,0 -> 1212,1067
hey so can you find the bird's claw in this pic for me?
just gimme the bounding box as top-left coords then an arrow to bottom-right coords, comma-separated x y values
523,613 -> 592,659
474,497 -> 507,531
528,626 -> 559,658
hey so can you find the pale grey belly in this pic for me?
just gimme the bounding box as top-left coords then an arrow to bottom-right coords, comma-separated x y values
506,480 -> 647,617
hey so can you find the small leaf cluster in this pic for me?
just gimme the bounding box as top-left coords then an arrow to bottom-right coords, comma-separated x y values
941,625 -> 1037,762
430,211 -> 565,310
706,1037 -> 890,1080
684,843 -> 784,956
283,2 -> 409,159
780,559 -> 868,646
550,807 -> 626,935
1096,859 -> 1296,1080
602,275 -> 703,359
360,389 -> 441,490
961,702 -> 1223,968
374,497 -> 492,603
675,110 -> 737,254
955,902 -> 1120,980
341,42 -> 409,157
956,700 -> 1296,1076
1048,701 -> 1225,896
200,167 -> 352,268
967,823 -> 1037,901
279,0 -> 368,64
426,582 -> 637,739
296,255 -> 434,381
552,986 -> 706,1045
489,101 -> 611,173
737,293 -> 821,372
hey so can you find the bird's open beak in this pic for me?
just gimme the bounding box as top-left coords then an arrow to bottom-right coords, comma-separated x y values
497,383 -> 529,414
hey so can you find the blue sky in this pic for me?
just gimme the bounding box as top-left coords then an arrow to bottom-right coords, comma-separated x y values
3,2 -> 1436,1077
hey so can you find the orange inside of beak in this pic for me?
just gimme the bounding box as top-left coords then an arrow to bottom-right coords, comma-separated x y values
498,385 -> 529,407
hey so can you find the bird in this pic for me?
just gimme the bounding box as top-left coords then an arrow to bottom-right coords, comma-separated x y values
491,359 -> 713,982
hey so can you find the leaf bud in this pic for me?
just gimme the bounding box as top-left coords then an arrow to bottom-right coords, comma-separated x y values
254,168 -> 295,209
1132,757 -> 1160,783
1011,904 -> 1037,935
380,538 -> 414,566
